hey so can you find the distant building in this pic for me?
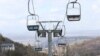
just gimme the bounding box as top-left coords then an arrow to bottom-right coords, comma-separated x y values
0,43 -> 15,52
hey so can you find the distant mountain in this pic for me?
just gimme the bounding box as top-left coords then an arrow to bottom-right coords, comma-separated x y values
68,30 -> 100,36
41,36 -> 95,48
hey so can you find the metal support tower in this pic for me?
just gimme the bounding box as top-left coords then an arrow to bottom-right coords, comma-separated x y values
48,31 -> 52,56
37,21 -> 62,56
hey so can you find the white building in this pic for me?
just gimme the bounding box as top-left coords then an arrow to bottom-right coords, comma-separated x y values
0,43 -> 15,52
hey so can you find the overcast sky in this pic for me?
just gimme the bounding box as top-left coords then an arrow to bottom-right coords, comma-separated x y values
0,0 -> 100,45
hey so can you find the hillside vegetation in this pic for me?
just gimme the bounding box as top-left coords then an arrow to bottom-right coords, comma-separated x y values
68,37 -> 100,56
0,34 -> 47,56
1,34 -> 100,56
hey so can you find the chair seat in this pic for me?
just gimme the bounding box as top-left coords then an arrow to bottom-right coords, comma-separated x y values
67,15 -> 80,21
27,25 -> 39,31
35,48 -> 42,51
58,43 -> 66,46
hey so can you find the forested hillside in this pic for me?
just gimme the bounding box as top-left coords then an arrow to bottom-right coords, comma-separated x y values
1,34 -> 100,56
0,34 -> 47,56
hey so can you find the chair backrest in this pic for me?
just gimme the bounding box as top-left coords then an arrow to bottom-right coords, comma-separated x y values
27,14 -> 39,31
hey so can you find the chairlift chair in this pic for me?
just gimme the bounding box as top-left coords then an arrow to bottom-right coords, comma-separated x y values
34,40 -> 43,51
57,37 -> 66,47
66,1 -> 81,21
57,37 -> 66,56
27,14 -> 39,31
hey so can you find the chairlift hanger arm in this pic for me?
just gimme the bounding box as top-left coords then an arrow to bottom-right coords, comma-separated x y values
69,0 -> 78,8
28,0 -> 36,15
74,0 -> 77,3
70,0 -> 77,3
28,0 -> 33,15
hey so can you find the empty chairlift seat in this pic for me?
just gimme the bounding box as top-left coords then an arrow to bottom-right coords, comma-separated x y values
57,37 -> 66,46
58,42 -> 66,46
27,25 -> 39,31
35,47 -> 42,51
34,40 -> 43,51
67,15 -> 80,21
58,43 -> 66,46
27,14 -> 39,31
66,1 -> 81,21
